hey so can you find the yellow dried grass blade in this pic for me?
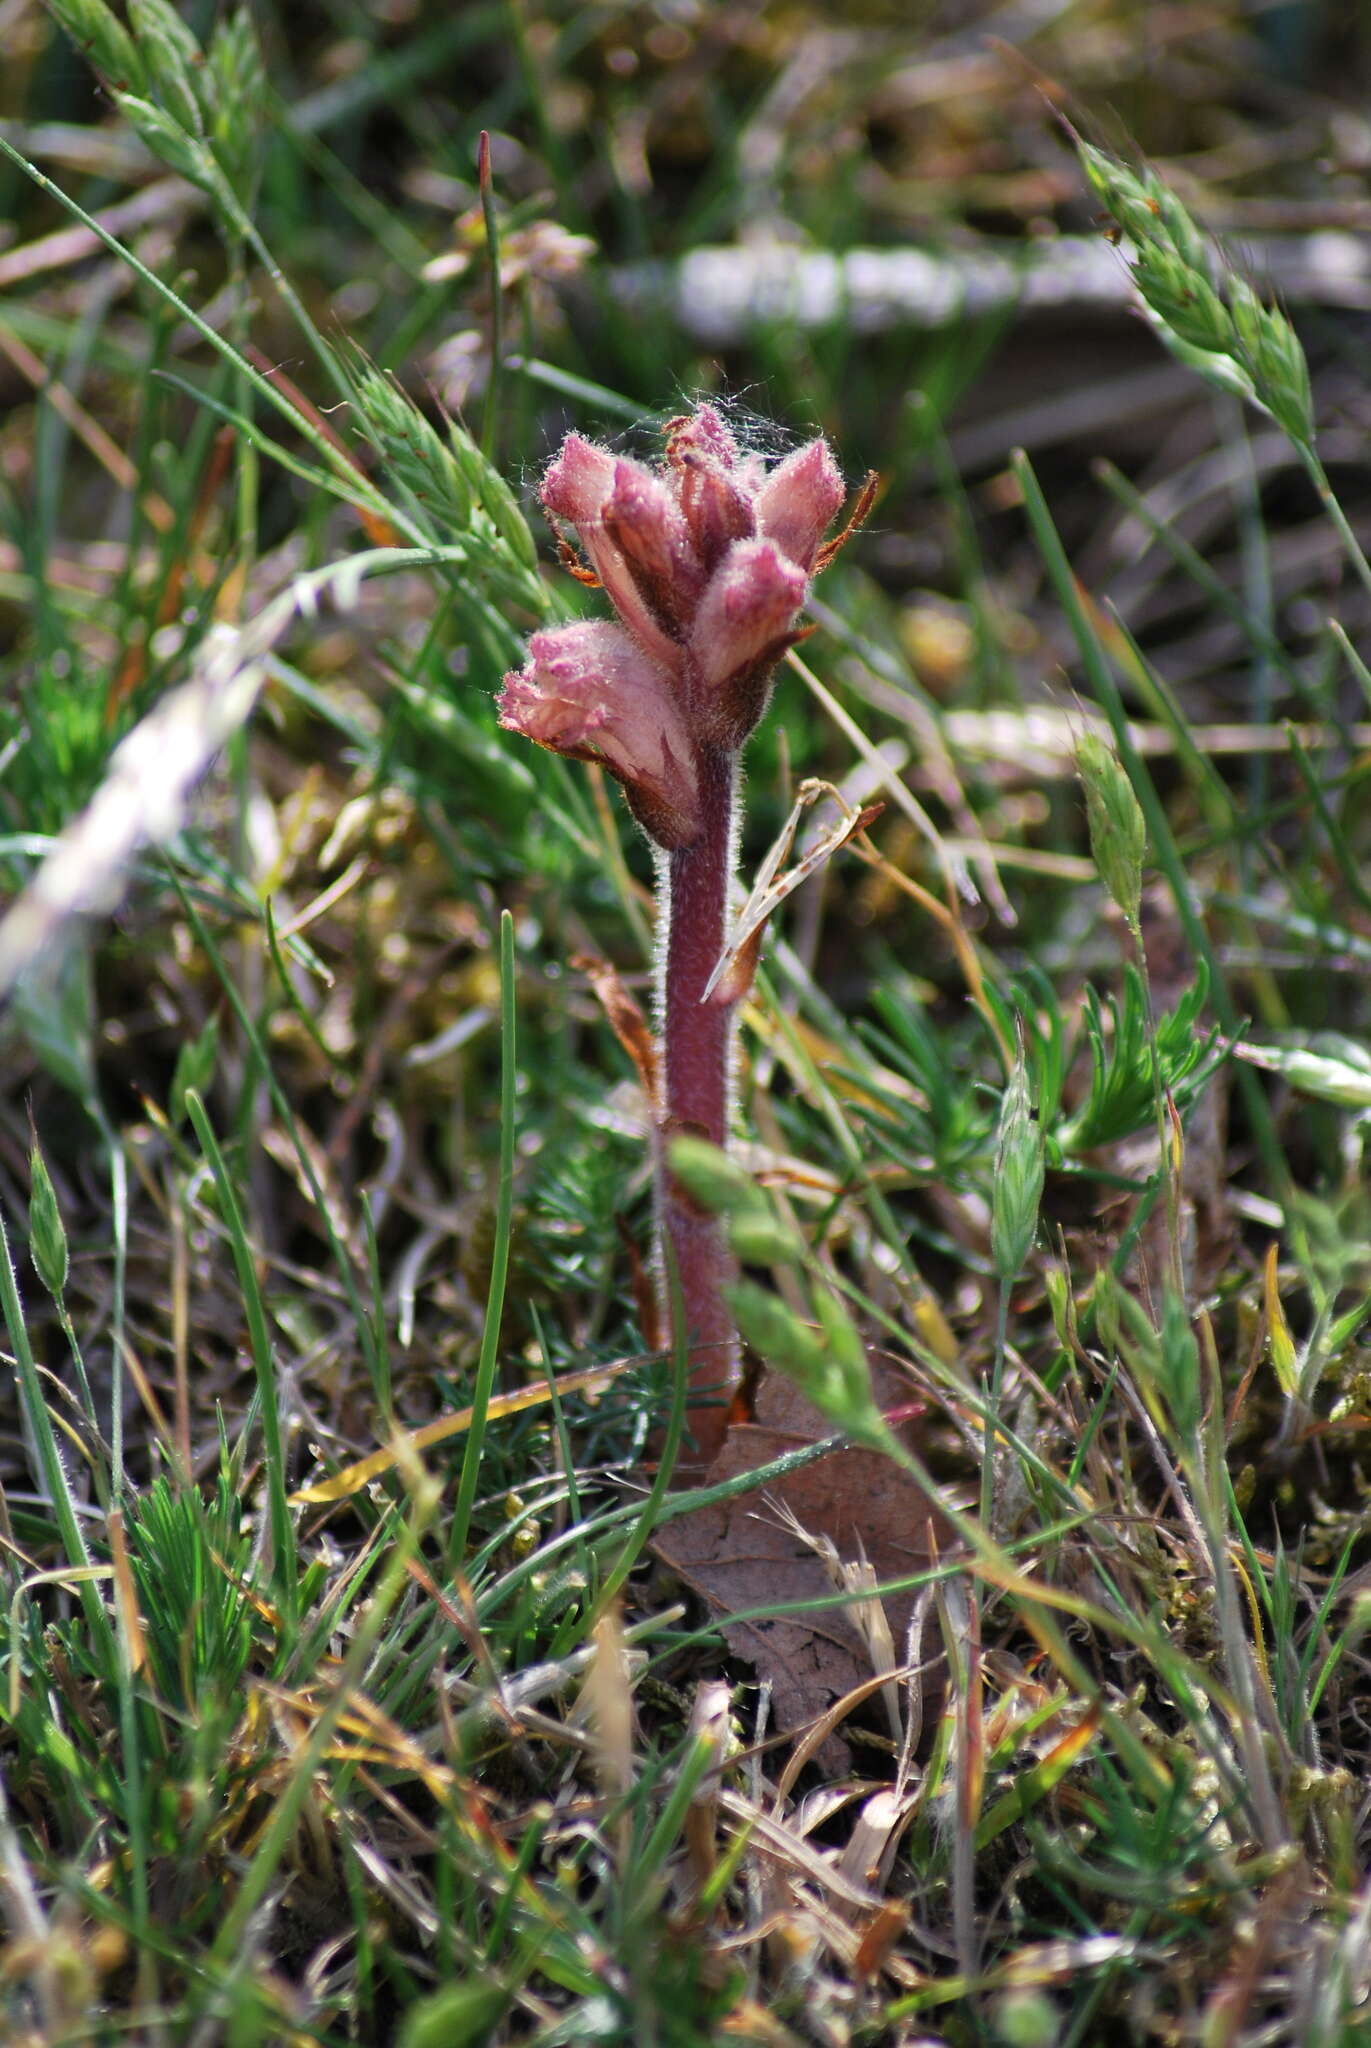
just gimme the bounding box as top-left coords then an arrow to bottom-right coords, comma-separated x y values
1263,1242 -> 1300,1398
974,1700 -> 1101,1849
291,1357 -> 635,1504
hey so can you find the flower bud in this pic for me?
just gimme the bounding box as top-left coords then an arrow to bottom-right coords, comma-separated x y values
754,439 -> 846,573
689,538 -> 806,690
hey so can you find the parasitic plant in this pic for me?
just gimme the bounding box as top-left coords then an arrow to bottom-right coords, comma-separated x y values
500,407 -> 869,1461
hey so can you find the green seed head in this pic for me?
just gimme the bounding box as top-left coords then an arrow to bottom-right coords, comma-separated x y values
128,0 -> 207,136
1134,245 -> 1230,358
1078,142 -> 1158,248
46,0 -> 148,95
991,1046 -> 1045,1283
728,1210 -> 802,1268
1250,304 -> 1314,444
1076,729 -> 1146,936
725,1278 -> 889,1449
1078,138 -> 1316,451
28,1146 -> 68,1303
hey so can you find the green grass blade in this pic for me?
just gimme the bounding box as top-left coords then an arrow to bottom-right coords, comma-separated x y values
0,1200 -> 113,1653
450,908 -> 518,1565
183,1090 -> 297,1622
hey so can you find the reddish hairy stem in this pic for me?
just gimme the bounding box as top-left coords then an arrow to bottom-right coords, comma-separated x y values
660,743 -> 739,1461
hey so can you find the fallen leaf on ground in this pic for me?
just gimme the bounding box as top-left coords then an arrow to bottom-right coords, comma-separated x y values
653,1364 -> 955,1767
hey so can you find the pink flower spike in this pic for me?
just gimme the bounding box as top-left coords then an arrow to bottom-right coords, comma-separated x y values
688,537 -> 808,691
753,438 -> 846,573
498,622 -> 701,847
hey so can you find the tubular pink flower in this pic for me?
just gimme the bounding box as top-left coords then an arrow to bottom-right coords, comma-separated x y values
688,537 -> 808,691
542,438 -> 685,671
676,462 -> 756,576
540,432 -> 619,526
754,438 -> 847,573
602,460 -> 705,634
498,622 -> 700,846
585,529 -> 684,674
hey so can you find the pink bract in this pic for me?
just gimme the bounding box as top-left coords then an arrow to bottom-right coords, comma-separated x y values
687,537 -> 808,692
754,439 -> 846,574
539,432 -> 619,526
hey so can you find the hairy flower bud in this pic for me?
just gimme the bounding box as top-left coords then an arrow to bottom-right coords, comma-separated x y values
754,439 -> 846,572
540,431 -> 617,526
687,538 -> 809,744
1076,729 -> 1146,936
601,460 -> 703,634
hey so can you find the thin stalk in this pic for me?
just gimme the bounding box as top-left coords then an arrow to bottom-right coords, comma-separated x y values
592,1247 -> 690,1619
50,1298 -> 99,1453
1133,938 -> 1184,1298
477,131 -> 504,462
1091,457 -> 1316,711
979,1283 -> 1011,1531
953,1588 -> 982,1978
184,1091 -> 297,1622
1298,443 -> 1371,607
213,188 -> 355,416
1223,398 -> 1276,875
0,1204 -> 113,1652
450,909 -> 518,1563
106,1509 -> 150,1950
94,1106 -> 128,1500
1011,449 -> 1299,1242
659,745 -> 739,1463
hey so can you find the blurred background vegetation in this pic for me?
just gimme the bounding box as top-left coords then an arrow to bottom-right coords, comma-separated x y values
4,0 -> 1369,1419
4,2 -> 1371,2041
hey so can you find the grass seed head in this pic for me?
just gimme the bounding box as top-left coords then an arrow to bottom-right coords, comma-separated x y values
127,0 -> 207,138
44,0 -> 148,95
1076,729 -> 1146,936
1078,137 -> 1316,449
725,1277 -> 887,1448
27,1144 -> 68,1302
114,94 -> 221,193
991,1045 -> 1045,1283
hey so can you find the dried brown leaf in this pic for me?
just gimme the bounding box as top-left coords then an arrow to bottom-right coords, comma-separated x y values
654,1365 -> 952,1767
572,950 -> 659,1096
